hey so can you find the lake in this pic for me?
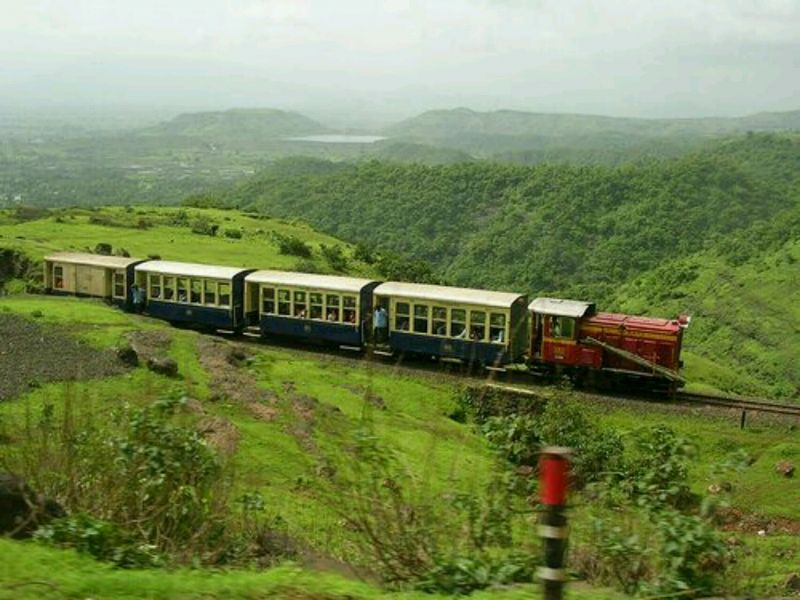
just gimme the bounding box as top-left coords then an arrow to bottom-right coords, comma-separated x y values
286,134 -> 387,144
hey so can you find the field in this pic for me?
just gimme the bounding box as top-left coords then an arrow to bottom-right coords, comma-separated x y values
1,294 -> 800,597
2,207 -> 800,598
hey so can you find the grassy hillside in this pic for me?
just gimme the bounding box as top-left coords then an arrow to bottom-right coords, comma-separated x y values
220,134 -> 800,398
0,206 -> 375,286
1,293 -> 799,597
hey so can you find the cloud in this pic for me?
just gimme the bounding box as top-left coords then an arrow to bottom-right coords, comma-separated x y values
0,0 -> 797,116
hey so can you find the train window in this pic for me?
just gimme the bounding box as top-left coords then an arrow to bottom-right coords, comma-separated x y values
163,276 -> 175,301
413,304 -> 429,334
294,291 -> 307,318
218,283 -> 231,307
278,289 -> 291,316
261,287 -> 275,314
432,306 -> 447,336
343,295 -> 357,325
149,274 -> 162,299
395,302 -> 410,331
326,294 -> 340,321
177,278 -> 188,303
551,316 -> 575,339
450,309 -> 466,338
469,311 -> 486,341
309,292 -> 323,319
190,279 -> 202,304
489,313 -> 506,344
204,280 -> 217,306
113,271 -> 125,298
53,265 -> 64,289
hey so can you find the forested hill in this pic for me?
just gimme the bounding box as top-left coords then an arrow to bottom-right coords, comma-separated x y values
384,107 -> 800,162
141,108 -> 329,141
221,133 -> 800,398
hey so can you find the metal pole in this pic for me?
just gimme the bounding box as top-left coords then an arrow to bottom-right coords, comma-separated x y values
538,446 -> 571,600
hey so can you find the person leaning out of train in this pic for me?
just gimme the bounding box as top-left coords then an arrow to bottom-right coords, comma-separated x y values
131,284 -> 146,314
373,305 -> 388,344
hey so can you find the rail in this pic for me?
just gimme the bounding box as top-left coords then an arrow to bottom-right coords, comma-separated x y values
675,391 -> 800,417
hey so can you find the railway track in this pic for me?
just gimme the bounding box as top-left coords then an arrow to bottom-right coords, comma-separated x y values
220,328 -> 800,418
675,391 -> 800,417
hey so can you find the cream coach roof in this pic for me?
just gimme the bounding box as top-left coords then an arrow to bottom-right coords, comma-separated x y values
374,281 -> 525,309
135,261 -> 251,280
528,297 -> 595,318
246,270 -> 378,293
45,252 -> 144,269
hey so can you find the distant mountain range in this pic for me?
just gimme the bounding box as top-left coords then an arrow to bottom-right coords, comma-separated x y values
384,107 -> 800,139
134,105 -> 800,164
141,108 -> 330,141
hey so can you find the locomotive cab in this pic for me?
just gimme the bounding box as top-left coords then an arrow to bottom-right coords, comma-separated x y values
528,298 -> 595,366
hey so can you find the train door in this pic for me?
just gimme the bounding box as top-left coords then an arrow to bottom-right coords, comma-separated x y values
246,282 -> 260,325
532,312 -> 544,357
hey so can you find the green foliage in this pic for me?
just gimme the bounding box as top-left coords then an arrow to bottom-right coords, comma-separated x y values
480,398 -> 623,488
4,392 -> 229,563
329,424 -> 534,593
618,426 -> 695,508
319,243 -> 348,271
35,513 -> 164,568
375,253 -> 437,284
190,215 -> 219,236
223,228 -> 243,239
270,232 -> 312,257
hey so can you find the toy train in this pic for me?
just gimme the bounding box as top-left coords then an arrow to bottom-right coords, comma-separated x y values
43,252 -> 690,391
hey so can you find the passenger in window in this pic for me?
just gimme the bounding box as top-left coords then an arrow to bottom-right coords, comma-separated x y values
552,317 -> 561,337
470,328 -> 482,341
296,306 -> 307,318
327,309 -> 339,321
492,329 -> 504,343
345,311 -> 356,324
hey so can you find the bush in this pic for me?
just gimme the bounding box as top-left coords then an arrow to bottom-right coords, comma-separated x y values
271,232 -> 312,258
480,398 -> 623,488
190,216 -> 219,236
327,424 -> 535,592
35,514 -> 164,568
3,395 -> 229,562
320,244 -> 348,271
223,228 -> 243,239
94,243 -> 113,256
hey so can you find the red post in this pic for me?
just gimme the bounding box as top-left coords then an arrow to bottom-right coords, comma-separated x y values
538,446 -> 571,600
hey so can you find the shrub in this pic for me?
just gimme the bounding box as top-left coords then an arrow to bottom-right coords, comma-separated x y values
35,513 -> 164,568
480,397 -> 623,488
320,243 -> 348,271
190,216 -> 219,236
328,424 -> 535,592
271,232 -> 312,258
94,243 -> 113,255
223,228 -> 243,239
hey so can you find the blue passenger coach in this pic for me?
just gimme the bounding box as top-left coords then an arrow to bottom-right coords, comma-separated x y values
135,261 -> 254,331
244,270 -> 380,347
372,282 -> 529,365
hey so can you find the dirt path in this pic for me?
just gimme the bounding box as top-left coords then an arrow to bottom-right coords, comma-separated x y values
0,313 -> 128,401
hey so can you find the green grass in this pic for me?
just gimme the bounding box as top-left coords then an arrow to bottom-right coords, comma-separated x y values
0,206 -> 376,276
613,237 -> 800,399
0,538 -> 630,600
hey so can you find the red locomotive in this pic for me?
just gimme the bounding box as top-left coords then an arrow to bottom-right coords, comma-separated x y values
529,298 -> 689,391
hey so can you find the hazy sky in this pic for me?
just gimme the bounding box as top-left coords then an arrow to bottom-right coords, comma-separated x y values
1,0 -> 799,123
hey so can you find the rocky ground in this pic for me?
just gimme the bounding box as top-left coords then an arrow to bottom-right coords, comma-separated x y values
0,313 -> 127,401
